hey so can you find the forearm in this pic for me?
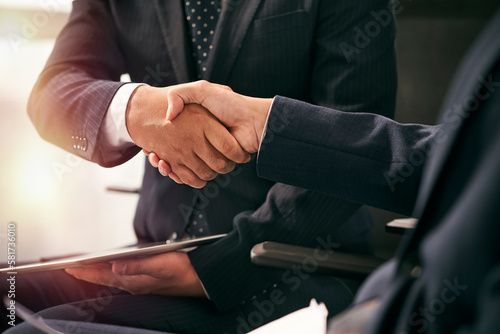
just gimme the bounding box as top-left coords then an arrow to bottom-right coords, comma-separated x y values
189,183 -> 363,312
28,68 -> 140,166
27,0 -> 137,166
257,96 -> 440,216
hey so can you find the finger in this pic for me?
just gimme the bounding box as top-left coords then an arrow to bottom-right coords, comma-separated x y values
158,160 -> 170,174
112,254 -> 172,277
74,262 -> 111,269
148,152 -> 160,168
168,172 -> 183,184
174,152 -> 218,182
171,164 -> 208,188
205,126 -> 250,164
157,160 -> 180,181
197,142 -> 236,174
142,149 -> 151,155
157,159 -> 173,177
112,274 -> 160,295
65,265 -> 121,288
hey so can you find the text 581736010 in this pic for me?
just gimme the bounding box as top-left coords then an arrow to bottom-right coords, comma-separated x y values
6,222 -> 17,327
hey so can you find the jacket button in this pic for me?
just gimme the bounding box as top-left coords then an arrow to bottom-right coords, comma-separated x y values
401,253 -> 422,278
410,266 -> 422,278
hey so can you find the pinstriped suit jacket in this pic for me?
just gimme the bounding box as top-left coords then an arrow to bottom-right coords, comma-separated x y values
28,0 -> 397,314
257,8 -> 500,333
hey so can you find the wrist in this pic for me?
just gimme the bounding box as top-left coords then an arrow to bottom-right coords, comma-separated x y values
125,85 -> 167,149
252,98 -> 273,150
125,85 -> 148,145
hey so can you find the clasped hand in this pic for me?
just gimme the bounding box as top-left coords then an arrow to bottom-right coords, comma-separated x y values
126,84 -> 254,188
128,82 -> 272,188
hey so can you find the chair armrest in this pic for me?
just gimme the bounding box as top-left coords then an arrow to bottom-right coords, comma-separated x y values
105,186 -> 141,194
385,218 -> 418,234
251,242 -> 386,279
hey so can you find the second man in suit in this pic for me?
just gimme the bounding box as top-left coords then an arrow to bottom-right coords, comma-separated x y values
16,0 -> 397,333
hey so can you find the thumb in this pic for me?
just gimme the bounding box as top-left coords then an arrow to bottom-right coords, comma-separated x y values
166,90 -> 186,121
165,80 -> 209,121
166,81 -> 232,121
112,258 -> 155,276
215,83 -> 233,92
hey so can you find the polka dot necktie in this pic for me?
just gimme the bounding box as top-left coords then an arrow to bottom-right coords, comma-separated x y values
185,0 -> 222,79
186,210 -> 210,238
182,0 -> 221,238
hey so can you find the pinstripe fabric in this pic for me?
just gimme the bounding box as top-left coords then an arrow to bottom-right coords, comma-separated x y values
256,9 -> 500,334
13,274 -> 356,333
257,97 -> 439,216
25,0 -> 397,332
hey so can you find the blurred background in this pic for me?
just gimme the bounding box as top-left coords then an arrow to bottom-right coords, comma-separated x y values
0,0 -> 498,262
0,0 -> 141,262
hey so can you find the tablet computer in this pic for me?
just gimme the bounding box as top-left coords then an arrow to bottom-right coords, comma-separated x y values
0,234 -> 226,274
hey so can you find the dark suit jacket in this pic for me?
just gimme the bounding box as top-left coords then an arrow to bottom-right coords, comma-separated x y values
257,8 -> 500,333
27,0 -> 397,315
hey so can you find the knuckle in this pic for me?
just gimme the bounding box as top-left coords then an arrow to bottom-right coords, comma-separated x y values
223,161 -> 236,173
211,157 -> 230,172
220,140 -> 236,156
183,174 -> 204,188
199,168 -> 217,181
233,152 -> 247,164
193,180 -> 207,189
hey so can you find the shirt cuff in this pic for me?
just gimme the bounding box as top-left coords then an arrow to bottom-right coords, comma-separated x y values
256,96 -> 276,158
200,281 -> 211,299
101,83 -> 144,150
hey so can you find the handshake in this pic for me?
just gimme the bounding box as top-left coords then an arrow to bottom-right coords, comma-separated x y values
126,81 -> 273,188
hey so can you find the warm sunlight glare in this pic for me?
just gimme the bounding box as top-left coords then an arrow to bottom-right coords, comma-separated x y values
17,154 -> 56,203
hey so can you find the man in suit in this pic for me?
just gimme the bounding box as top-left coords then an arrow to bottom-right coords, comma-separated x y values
9,6 -> 500,333
140,6 -> 500,332
2,0 -> 397,333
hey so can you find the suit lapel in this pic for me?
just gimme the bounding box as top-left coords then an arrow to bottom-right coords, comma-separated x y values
412,9 -> 500,218
205,0 -> 264,83
153,0 -> 196,83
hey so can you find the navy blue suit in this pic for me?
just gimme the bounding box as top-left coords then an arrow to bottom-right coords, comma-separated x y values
256,8 -> 500,333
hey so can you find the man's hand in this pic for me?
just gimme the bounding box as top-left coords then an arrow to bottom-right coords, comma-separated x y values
126,85 -> 250,188
65,252 -> 206,297
166,81 -> 273,154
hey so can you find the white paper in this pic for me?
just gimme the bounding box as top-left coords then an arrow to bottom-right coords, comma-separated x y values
249,299 -> 328,334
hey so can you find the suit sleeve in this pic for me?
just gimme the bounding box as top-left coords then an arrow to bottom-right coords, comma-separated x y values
188,0 -> 399,312
27,0 -> 141,167
257,96 -> 440,216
